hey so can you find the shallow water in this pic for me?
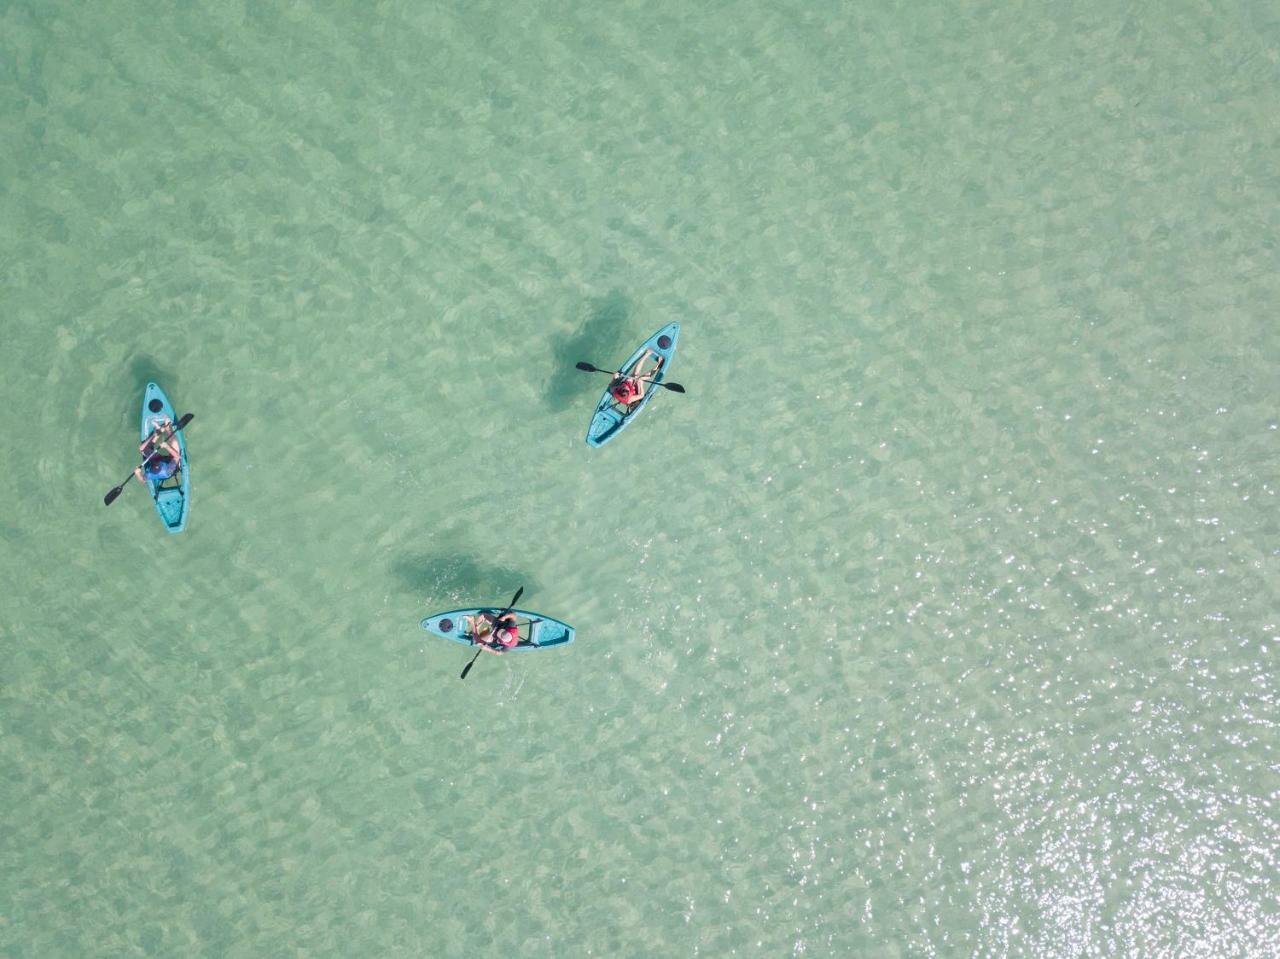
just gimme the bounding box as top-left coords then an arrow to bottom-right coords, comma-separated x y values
2,1 -> 1277,956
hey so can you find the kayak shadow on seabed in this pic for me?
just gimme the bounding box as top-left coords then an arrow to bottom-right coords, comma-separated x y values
127,354 -> 178,413
391,552 -> 540,605
542,289 -> 632,412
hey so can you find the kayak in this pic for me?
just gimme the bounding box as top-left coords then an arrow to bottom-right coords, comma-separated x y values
140,382 -> 189,533
585,322 -> 680,447
420,608 -> 575,652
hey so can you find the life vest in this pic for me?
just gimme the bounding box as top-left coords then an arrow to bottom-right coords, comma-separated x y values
611,377 -> 643,404
144,452 -> 178,481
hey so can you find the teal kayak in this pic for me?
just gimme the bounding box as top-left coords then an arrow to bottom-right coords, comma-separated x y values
586,322 -> 680,447
140,382 -> 189,533
420,609 -> 575,652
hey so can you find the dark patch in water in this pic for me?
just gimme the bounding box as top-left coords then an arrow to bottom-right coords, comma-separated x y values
392,552 -> 539,607
543,290 -> 632,411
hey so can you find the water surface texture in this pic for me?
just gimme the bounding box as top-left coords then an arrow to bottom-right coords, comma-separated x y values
2,1 -> 1277,956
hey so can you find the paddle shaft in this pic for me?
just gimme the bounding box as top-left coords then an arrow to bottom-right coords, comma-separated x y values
576,362 -> 684,393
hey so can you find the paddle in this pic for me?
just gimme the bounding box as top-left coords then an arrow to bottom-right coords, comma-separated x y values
575,362 -> 686,393
460,585 -> 524,680
103,413 -> 194,506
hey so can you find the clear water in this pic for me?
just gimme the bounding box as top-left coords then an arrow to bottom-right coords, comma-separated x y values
2,1 -> 1277,956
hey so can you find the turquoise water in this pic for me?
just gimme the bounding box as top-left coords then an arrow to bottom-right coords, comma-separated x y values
2,1 -> 1278,956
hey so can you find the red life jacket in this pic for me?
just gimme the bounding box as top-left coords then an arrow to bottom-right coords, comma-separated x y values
611,377 -> 643,404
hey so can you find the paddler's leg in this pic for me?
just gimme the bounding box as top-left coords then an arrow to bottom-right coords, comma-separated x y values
463,615 -> 494,642
629,360 -> 661,407
140,419 -> 173,453
634,350 -> 663,386
628,349 -> 655,376
461,616 -> 501,654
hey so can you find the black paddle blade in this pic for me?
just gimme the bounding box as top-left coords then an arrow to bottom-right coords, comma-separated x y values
103,485 -> 125,506
575,362 -> 602,373
660,381 -> 686,393
495,587 -> 524,621
174,412 -> 195,430
460,648 -> 483,679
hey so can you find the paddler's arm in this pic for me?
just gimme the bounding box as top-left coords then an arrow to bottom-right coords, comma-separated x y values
139,422 -> 175,452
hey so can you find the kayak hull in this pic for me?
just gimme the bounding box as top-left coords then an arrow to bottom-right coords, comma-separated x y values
140,382 -> 189,534
420,608 -> 575,651
585,322 -> 680,448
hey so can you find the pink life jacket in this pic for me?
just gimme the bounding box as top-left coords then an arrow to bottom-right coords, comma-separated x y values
611,377 -> 643,404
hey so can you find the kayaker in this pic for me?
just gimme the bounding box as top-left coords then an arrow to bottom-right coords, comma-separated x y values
610,350 -> 663,408
465,611 -> 521,654
134,420 -> 182,484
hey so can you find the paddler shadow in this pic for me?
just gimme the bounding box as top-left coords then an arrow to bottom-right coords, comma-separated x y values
130,354 -> 178,394
543,289 -> 632,411
125,354 -> 179,414
392,553 -> 539,606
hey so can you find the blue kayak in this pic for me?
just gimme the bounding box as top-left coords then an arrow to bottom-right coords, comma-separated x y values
585,322 -> 680,447
420,609 -> 575,652
140,383 -> 189,533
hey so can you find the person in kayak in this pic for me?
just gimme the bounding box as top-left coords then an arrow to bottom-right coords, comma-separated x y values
134,419 -> 182,485
609,350 -> 663,408
465,610 -> 521,654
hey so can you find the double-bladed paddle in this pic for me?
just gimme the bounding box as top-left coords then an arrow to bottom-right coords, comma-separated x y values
460,585 -> 524,680
575,362 -> 685,393
103,412 -> 194,506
